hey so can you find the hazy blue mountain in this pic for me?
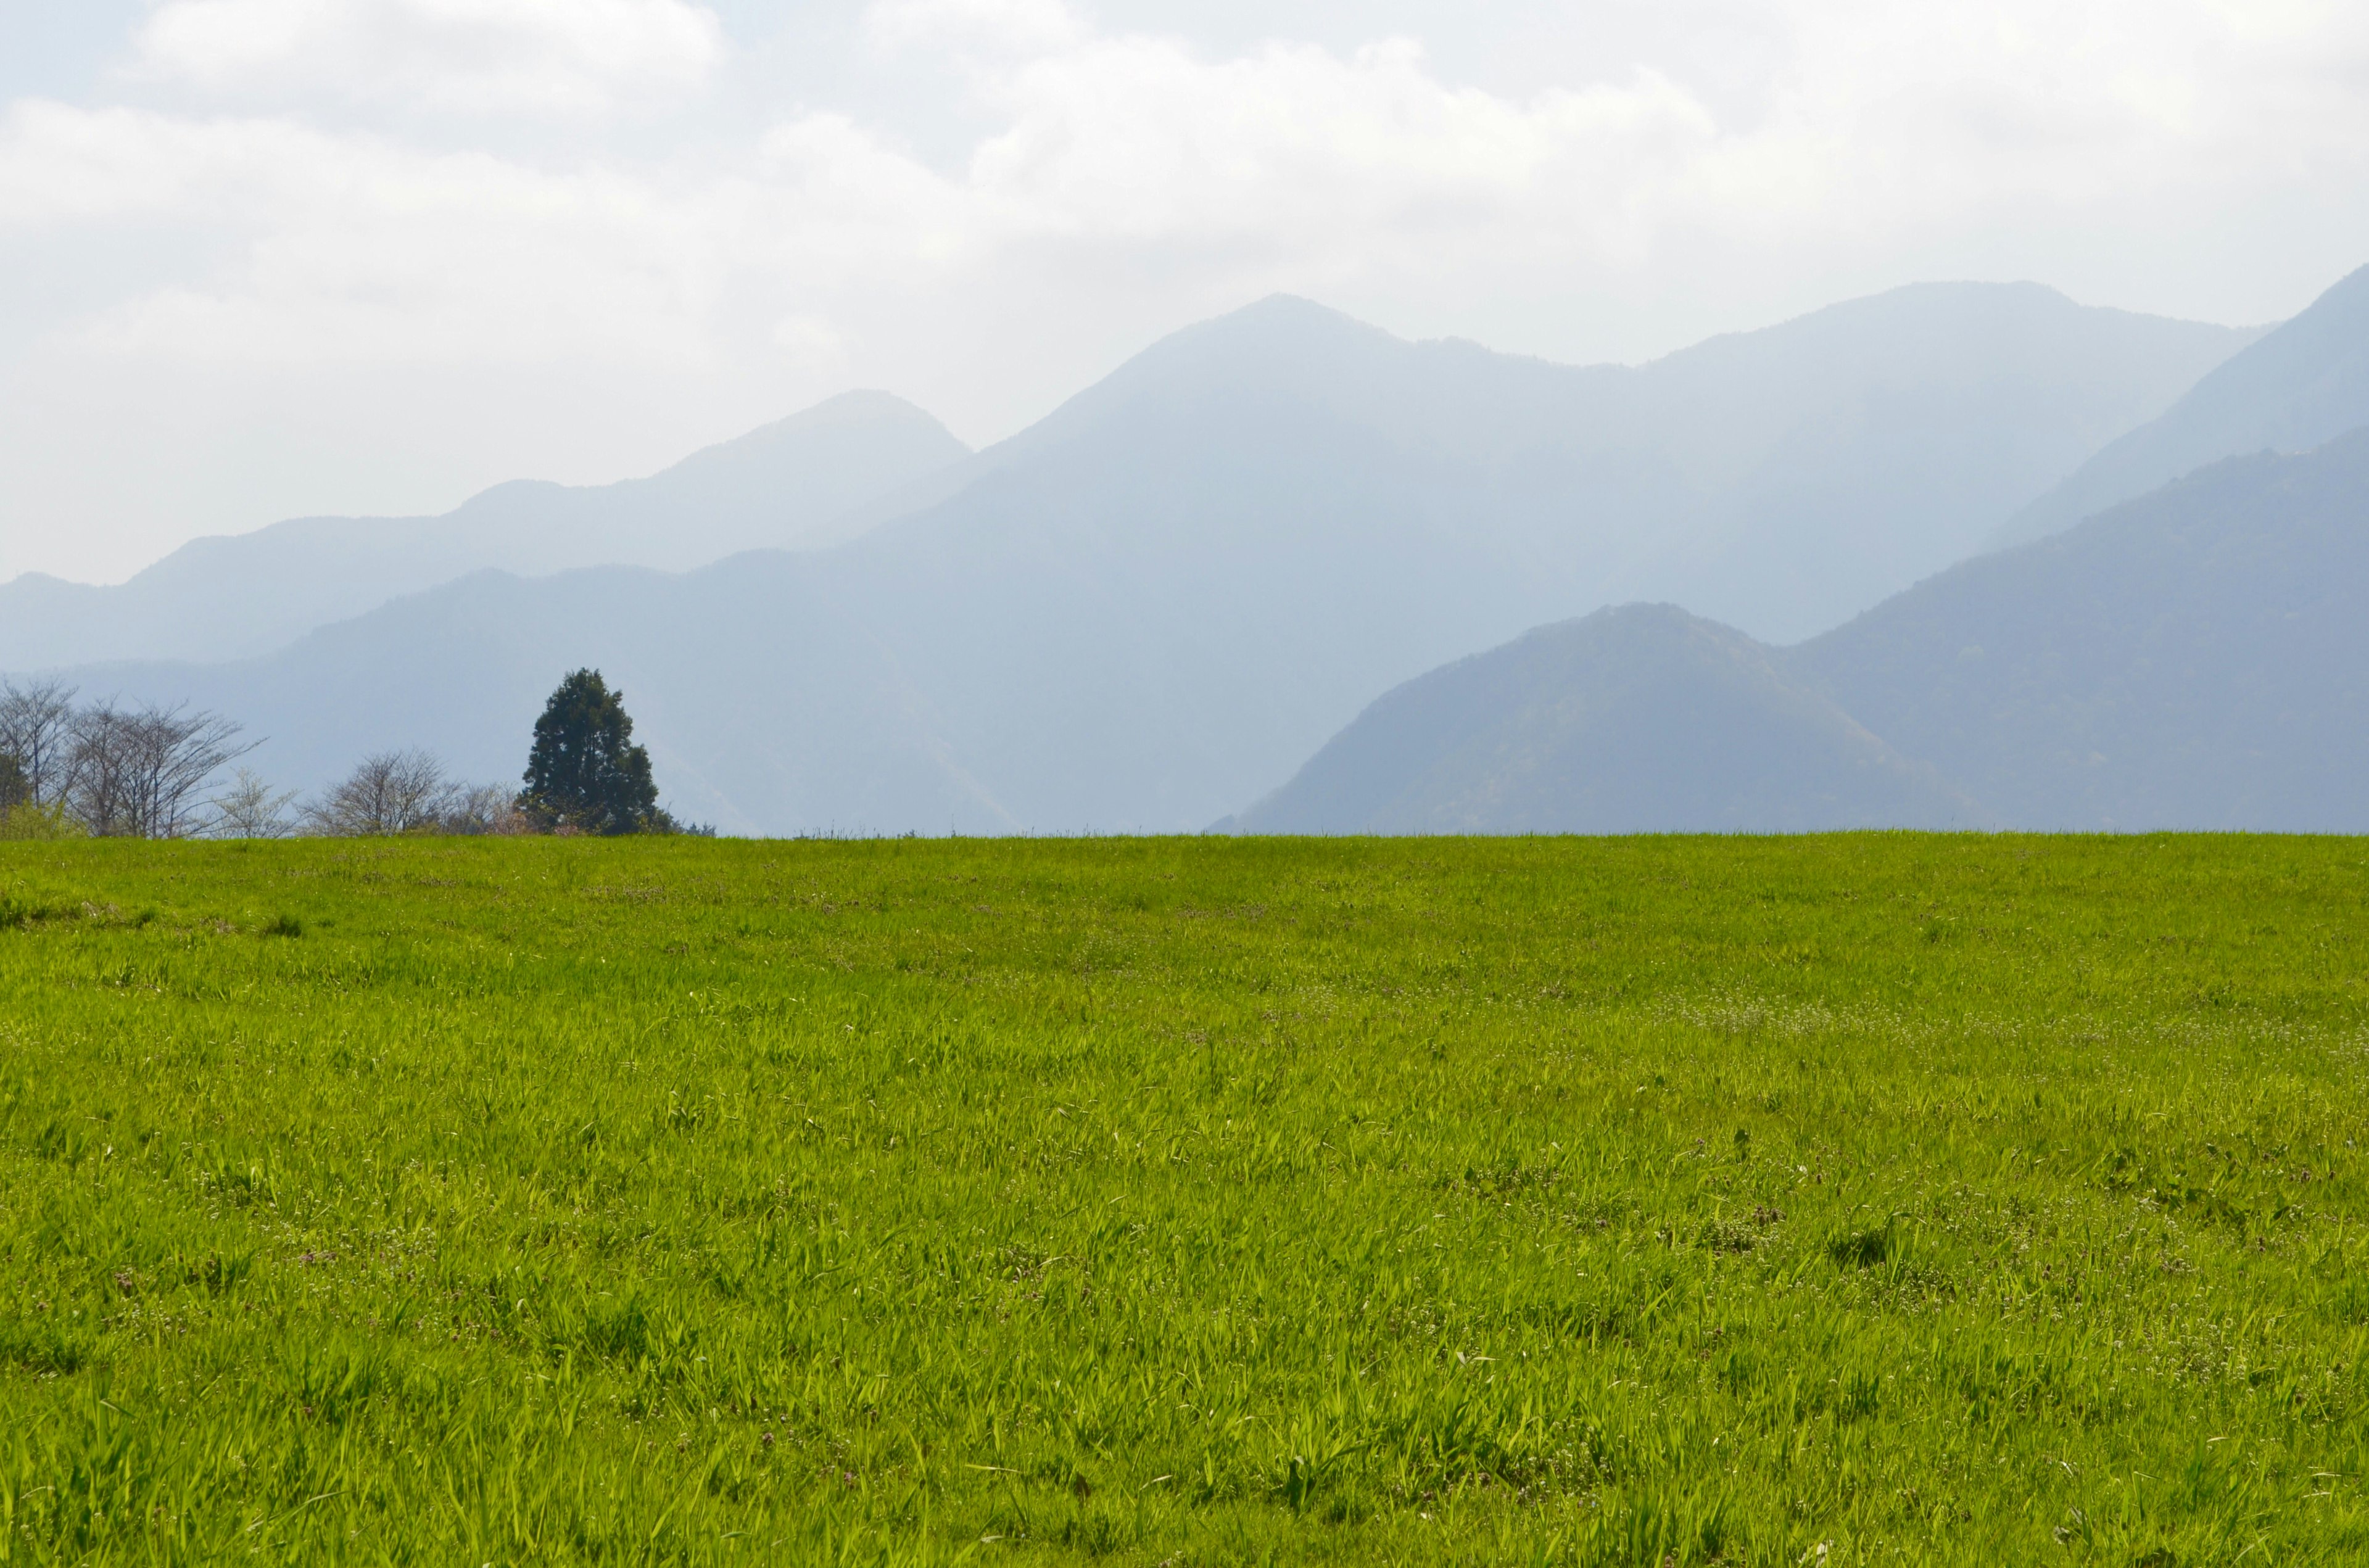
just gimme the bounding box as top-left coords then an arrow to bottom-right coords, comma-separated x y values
22,285 -> 2260,835
1798,430 -> 2369,830
1993,264 -> 2369,547
1230,428 -> 2369,836
1225,604 -> 1982,834
0,391 -> 967,670
49,556 -> 1037,836
1576,283 -> 2264,639
16,279 -> 2247,680
906,284 -> 2255,645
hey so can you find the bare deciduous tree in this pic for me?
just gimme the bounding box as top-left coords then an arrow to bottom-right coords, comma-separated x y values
67,703 -> 138,837
0,679 -> 81,807
307,749 -> 453,836
68,701 -> 253,839
209,768 -> 300,839
439,783 -> 529,836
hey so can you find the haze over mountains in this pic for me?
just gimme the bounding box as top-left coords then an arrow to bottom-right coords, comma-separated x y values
12,268 -> 2366,836
1233,263 -> 2369,835
1995,264 -> 2369,548
1225,605 -> 1982,835
1800,433 -> 2369,830
1248,429 -> 2369,834
0,392 -> 969,670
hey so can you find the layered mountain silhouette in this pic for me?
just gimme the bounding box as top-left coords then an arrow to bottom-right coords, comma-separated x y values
1993,263 -> 2369,547
1239,429 -> 2369,834
0,391 -> 968,669
1223,605 -> 1981,834
1801,432 -> 2369,828
2,282 -> 2275,833
12,283 -> 2249,672
897,283 -> 2252,645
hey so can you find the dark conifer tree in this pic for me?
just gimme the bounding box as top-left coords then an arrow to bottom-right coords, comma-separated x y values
521,669 -> 661,834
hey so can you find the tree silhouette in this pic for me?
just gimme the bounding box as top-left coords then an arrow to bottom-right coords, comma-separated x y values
0,679 -> 80,807
65,701 -> 250,838
308,749 -> 452,836
521,670 -> 661,835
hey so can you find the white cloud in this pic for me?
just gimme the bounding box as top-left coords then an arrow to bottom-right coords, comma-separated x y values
131,0 -> 726,113
0,30 -> 1731,368
8,0 -> 2369,580
954,37 -> 1719,268
20,2 -> 2369,371
0,102 -> 723,367
866,0 -> 1081,55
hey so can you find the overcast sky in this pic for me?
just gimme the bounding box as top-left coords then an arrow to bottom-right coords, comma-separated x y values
6,0 -> 2369,584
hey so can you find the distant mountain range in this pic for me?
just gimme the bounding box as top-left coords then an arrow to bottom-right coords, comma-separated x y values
1239,429 -> 2369,833
14,268 -> 2364,836
1222,604 -> 1982,834
1993,263 -> 2369,548
11,282 -> 2249,672
866,281 -> 2257,646
0,391 -> 969,669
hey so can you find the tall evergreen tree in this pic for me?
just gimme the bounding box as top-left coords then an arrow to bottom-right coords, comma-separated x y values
521,670 -> 661,834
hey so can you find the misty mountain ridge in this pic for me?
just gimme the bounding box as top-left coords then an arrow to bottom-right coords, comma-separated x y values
923,283 -> 2256,644
1241,424 -> 2369,834
1224,604 -> 1983,835
15,278 -> 2273,836
10,278 -> 2253,680
1801,428 -> 2369,828
1992,262 -> 2369,547
0,390 -> 969,671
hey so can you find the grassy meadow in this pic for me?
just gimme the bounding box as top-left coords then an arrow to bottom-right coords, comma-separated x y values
1,833 -> 2365,1564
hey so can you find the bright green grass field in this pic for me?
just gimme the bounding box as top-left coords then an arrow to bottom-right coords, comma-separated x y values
2,836 -> 2366,1566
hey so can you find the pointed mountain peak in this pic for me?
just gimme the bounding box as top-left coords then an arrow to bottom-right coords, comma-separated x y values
1995,260 -> 2369,546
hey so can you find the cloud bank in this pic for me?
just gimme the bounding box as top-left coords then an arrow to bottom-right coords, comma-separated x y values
131,0 -> 725,112
4,0 -> 2369,580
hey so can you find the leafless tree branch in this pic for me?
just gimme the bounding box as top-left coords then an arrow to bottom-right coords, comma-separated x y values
67,701 -> 253,839
209,768 -> 300,839
305,749 -> 454,836
0,679 -> 81,807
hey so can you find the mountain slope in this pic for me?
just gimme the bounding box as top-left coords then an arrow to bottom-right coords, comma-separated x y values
1232,427 -> 2369,836
71,561 -> 1003,838
1590,282 -> 2265,638
29,286 -> 2260,834
1993,265 -> 2369,547
914,284 -> 2255,645
1227,605 -> 1981,834
0,391 -> 968,670
1797,430 -> 2369,830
